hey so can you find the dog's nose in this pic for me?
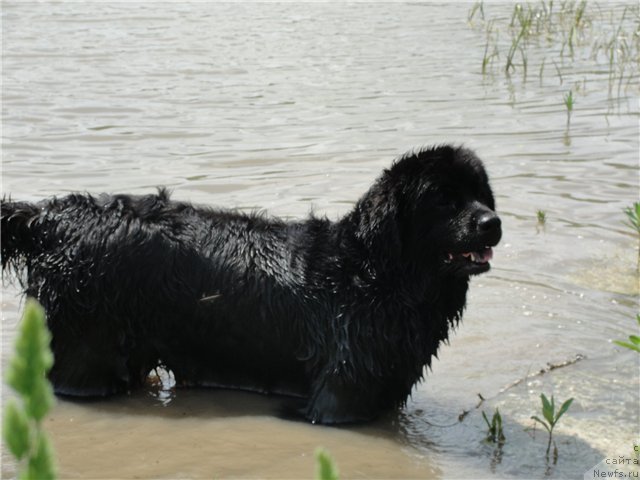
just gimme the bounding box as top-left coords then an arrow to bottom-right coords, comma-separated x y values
477,212 -> 501,234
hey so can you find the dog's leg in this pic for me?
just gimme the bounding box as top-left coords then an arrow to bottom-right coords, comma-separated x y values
46,317 -> 153,398
305,375 -> 382,425
49,351 -> 131,397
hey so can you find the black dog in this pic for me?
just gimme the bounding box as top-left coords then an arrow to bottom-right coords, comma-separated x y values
1,145 -> 501,424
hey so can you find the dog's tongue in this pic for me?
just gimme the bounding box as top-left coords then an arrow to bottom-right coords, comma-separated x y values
461,247 -> 493,264
477,247 -> 493,263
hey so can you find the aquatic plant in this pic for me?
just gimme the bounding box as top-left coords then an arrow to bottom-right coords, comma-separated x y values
315,448 -> 339,480
481,21 -> 499,75
504,2 -> 539,76
536,209 -> 547,233
623,202 -> 640,235
614,314 -> 640,354
563,90 -> 574,124
592,5 -> 639,97
3,298 -> 57,479
482,408 -> 506,444
537,209 -> 547,225
469,1 -> 640,92
531,393 -> 574,461
624,202 -> 640,269
468,1 -> 485,22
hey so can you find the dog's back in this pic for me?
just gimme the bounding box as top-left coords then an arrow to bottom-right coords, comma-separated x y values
2,198 -> 42,273
1,189 -> 202,278
1,190 -> 315,400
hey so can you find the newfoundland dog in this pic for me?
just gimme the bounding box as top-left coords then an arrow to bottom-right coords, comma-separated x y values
1,145 -> 501,424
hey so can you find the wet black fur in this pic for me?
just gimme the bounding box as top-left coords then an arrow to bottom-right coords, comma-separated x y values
1,145 -> 501,424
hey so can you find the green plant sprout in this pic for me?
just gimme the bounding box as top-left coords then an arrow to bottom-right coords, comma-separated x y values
624,202 -> 640,269
624,202 -> 640,234
531,394 -> 574,461
564,90 -> 574,124
3,298 -> 57,480
537,209 -> 547,225
482,408 -> 506,444
614,314 -> 640,353
536,209 -> 547,233
315,448 -> 339,480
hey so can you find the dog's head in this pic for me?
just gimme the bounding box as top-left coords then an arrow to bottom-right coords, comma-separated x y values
353,145 -> 502,278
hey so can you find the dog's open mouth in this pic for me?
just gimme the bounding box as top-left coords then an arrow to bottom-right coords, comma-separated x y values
446,247 -> 493,264
444,247 -> 494,274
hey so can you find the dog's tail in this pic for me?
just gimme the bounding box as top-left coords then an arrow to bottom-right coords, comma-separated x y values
1,198 -> 41,272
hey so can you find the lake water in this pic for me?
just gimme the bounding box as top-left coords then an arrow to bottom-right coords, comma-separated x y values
2,2 -> 638,479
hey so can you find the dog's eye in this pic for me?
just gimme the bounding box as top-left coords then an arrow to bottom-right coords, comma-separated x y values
433,192 -> 458,211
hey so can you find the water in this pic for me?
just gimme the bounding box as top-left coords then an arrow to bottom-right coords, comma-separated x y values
2,2 -> 638,479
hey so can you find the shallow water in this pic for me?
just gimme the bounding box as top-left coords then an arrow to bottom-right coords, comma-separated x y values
2,2 -> 638,479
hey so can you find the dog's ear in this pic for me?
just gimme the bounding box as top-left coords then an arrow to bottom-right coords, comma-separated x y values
353,179 -> 402,263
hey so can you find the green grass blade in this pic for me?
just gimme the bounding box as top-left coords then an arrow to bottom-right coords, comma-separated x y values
623,202 -> 640,233
540,394 -> 555,425
4,298 -> 58,479
531,415 -> 551,432
494,409 -> 502,430
7,299 -> 55,423
3,400 -> 31,460
614,340 -> 640,353
315,448 -> 339,480
555,398 -> 574,423
482,410 -> 492,429
494,409 -> 504,441
7,300 -> 54,398
25,377 -> 55,423
24,432 -> 56,480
